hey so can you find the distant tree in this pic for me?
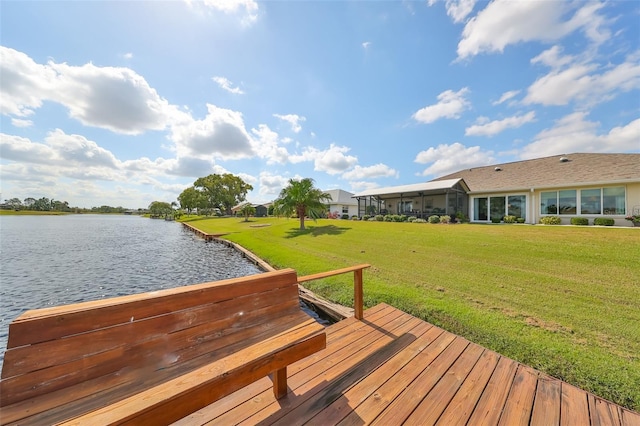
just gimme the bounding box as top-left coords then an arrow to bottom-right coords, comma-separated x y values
148,201 -> 172,218
6,198 -> 22,210
239,203 -> 256,222
33,197 -> 51,211
193,174 -> 253,215
273,178 -> 331,230
23,197 -> 36,209
178,186 -> 207,214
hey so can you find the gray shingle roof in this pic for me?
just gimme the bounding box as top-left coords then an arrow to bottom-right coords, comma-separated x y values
433,153 -> 640,193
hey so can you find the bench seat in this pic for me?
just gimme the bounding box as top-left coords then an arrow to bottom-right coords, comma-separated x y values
0,269 -> 326,425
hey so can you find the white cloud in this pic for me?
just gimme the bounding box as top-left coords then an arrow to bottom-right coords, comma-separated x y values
52,62 -> 179,135
493,90 -> 520,105
0,130 -> 123,182
185,0 -> 259,26
123,52 -> 133,60
521,113 -> 640,159
530,45 -> 574,69
251,124 -> 290,164
465,111 -> 536,137
524,52 -> 640,107
11,118 -> 33,127
212,76 -> 244,94
428,0 -> 476,23
258,171 -> 289,198
0,46 -> 183,135
273,113 -> 306,133
349,181 -> 381,192
415,142 -> 495,176
413,88 -> 470,124
457,1 -> 610,59
362,41 -> 372,50
290,144 -> 358,175
342,164 -> 398,180
0,46 -> 55,117
170,104 -> 255,160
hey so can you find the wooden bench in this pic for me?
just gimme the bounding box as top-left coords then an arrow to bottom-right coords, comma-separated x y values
0,268 -> 326,425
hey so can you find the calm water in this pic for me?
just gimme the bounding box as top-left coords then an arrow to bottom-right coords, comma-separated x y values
0,215 -> 263,368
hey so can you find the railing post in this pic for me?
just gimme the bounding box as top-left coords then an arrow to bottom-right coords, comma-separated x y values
354,268 -> 363,320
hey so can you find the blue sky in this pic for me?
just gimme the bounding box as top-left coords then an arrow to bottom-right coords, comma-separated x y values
1,0 -> 639,208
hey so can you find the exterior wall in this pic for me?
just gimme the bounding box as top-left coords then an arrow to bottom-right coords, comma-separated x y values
328,203 -> 358,217
469,182 -> 640,227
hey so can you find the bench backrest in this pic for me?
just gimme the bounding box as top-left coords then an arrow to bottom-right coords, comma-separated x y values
0,269 -> 301,409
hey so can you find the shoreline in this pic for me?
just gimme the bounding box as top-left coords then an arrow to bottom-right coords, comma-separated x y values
180,221 -> 354,322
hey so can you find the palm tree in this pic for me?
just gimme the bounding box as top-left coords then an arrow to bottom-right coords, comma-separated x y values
273,178 -> 332,230
239,203 -> 256,222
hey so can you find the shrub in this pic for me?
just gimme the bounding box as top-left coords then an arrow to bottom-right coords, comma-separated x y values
375,214 -> 384,221
428,215 -> 440,224
408,216 -> 417,222
362,215 -> 370,221
440,215 -> 451,224
540,216 -> 561,225
491,218 -> 502,223
503,215 -> 516,223
384,215 -> 393,222
341,214 -> 349,220
414,218 -> 427,223
594,218 -> 615,226
571,217 -> 589,226
351,215 -> 359,220
516,217 -> 525,223
397,215 -> 407,222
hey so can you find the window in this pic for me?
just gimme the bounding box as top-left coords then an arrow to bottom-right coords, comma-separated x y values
399,201 -> 412,213
508,195 -> 525,218
342,205 -> 349,214
542,187 -> 625,215
490,197 -> 506,221
559,190 -> 576,215
603,187 -> 625,214
541,192 -> 558,214
474,198 -> 488,221
581,189 -> 601,214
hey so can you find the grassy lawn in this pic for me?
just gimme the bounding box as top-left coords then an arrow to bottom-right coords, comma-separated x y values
182,216 -> 640,411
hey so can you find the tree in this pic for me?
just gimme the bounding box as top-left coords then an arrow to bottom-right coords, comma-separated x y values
148,201 -> 172,218
273,178 -> 331,230
239,203 -> 256,222
6,198 -> 22,210
193,174 -> 253,215
177,186 -> 206,214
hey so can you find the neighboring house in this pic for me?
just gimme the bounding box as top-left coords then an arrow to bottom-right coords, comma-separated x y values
353,153 -> 640,226
324,189 -> 359,217
231,202 -> 271,217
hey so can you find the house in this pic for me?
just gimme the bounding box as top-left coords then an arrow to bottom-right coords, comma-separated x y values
231,202 -> 271,217
324,189 -> 359,218
353,153 -> 640,226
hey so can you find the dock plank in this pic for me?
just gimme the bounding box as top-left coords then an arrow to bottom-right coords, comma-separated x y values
171,303 -> 640,426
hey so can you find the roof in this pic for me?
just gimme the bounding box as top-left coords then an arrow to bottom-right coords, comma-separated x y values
353,178 -> 466,199
325,189 -> 357,205
434,153 -> 640,193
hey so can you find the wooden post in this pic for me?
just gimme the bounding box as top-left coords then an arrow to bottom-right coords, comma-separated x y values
354,269 -> 363,320
273,367 -> 288,399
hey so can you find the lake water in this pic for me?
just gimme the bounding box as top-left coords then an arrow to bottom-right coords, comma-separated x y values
0,214 -> 265,369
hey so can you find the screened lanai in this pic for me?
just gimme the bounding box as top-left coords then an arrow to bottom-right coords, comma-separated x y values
352,178 -> 469,218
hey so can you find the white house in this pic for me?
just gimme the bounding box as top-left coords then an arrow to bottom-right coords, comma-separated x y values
353,153 -> 640,226
324,189 -> 359,218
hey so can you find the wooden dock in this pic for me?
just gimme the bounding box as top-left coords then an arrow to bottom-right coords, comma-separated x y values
174,303 -> 640,426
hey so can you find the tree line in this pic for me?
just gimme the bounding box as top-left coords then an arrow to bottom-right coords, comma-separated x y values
1,197 -> 133,214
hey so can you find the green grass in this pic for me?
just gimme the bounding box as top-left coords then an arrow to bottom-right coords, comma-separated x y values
182,216 -> 640,410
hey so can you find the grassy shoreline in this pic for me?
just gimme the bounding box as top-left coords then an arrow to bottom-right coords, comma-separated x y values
183,216 -> 639,410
